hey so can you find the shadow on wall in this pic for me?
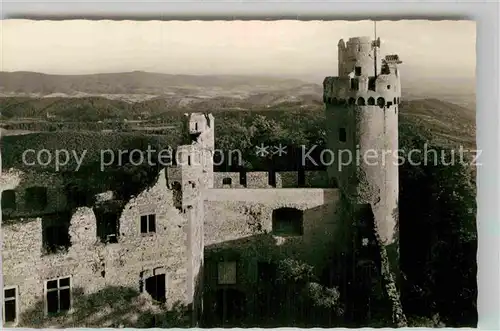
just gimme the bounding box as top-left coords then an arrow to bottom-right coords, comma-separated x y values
202,226 -> 343,328
17,283 -> 199,328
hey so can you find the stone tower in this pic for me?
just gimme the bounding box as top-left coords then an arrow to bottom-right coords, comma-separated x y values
324,36 -> 402,246
185,113 -> 215,189
324,36 -> 406,325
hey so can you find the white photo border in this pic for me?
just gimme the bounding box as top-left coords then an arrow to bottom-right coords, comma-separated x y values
1,0 -> 498,330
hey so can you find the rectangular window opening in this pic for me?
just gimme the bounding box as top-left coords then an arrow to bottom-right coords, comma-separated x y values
141,214 -> 157,234
350,78 -> 359,90
298,168 -> 306,187
218,261 -> 237,285
239,170 -> 247,187
1,190 -> 17,210
3,287 -> 18,325
95,210 -> 120,244
144,274 -> 166,303
339,128 -> 347,142
45,277 -> 71,315
268,170 -> 276,187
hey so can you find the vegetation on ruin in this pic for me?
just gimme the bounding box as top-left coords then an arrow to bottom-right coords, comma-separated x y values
1,96 -> 477,327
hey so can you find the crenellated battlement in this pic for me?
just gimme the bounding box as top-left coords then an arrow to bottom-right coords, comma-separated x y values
323,73 -> 401,108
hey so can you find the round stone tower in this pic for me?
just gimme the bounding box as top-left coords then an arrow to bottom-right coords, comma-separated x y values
325,36 -> 402,245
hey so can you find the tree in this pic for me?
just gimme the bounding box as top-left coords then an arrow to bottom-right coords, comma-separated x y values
399,122 -> 477,326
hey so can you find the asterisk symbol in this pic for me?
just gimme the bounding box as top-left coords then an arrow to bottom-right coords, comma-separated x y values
255,143 -> 269,157
272,143 -> 287,156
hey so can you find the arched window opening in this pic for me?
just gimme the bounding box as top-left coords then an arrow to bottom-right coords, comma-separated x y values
348,97 -> 356,105
272,207 -> 304,236
367,97 -> 375,105
377,97 -> 385,108
332,98 -> 338,105
141,271 -> 166,303
357,97 -> 366,106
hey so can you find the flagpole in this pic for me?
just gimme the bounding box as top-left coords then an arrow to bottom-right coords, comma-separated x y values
374,21 -> 378,76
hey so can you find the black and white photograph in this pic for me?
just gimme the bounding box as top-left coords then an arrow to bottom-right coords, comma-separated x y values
1,19 -> 477,328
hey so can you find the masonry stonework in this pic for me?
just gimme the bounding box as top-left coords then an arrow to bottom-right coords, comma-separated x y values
2,35 -> 404,327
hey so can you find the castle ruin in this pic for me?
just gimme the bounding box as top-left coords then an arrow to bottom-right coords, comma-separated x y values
1,36 -> 403,327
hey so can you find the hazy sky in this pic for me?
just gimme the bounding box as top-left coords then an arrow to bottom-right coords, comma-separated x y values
1,19 -> 475,82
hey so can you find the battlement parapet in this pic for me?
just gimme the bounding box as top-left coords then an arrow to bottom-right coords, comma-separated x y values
323,75 -> 401,107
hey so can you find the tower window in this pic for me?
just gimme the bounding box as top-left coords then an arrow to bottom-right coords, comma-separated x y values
3,286 -> 18,325
140,214 -> 156,234
377,97 -> 386,108
45,277 -> 71,315
187,155 -> 191,166
339,128 -> 347,142
350,78 -> 359,90
355,66 -> 362,76
387,85 -> 391,90
368,77 -> 376,91
367,97 -> 375,105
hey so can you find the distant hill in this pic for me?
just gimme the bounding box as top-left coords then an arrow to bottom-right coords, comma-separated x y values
0,71 -> 474,110
0,71 -> 309,97
399,98 -> 476,149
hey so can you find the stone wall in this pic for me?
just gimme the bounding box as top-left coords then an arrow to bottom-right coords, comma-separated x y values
1,169 -> 199,327
202,188 -> 340,324
1,169 -> 67,219
214,171 -> 329,189
203,188 -> 339,267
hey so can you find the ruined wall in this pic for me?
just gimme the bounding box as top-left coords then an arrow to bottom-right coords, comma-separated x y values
2,168 -> 199,326
1,169 -> 67,219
